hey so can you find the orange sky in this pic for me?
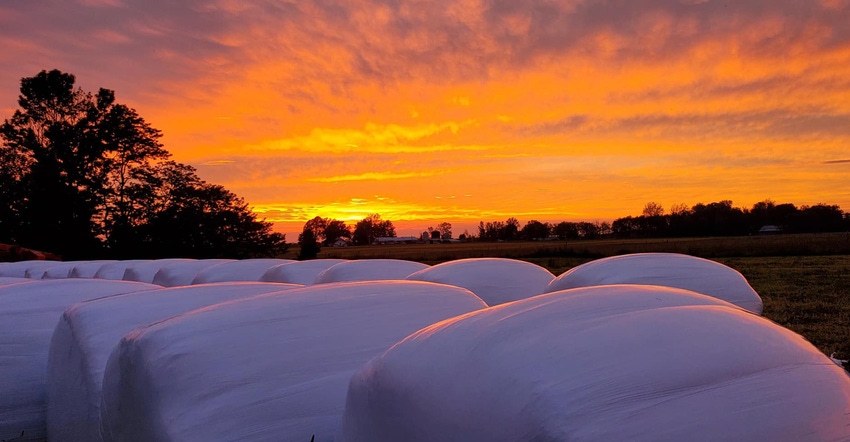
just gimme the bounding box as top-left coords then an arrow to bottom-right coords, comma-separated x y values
2,0 -> 849,238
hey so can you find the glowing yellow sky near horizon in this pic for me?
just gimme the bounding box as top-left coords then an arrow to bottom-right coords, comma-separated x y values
1,0 -> 849,237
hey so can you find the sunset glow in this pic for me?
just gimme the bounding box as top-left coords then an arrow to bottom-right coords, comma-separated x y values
2,0 -> 849,237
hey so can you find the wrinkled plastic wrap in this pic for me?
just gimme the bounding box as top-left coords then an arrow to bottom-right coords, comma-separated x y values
407,258 -> 554,306
92,260 -> 152,281
0,279 -> 158,442
100,281 -> 486,442
68,261 -> 117,279
340,285 -> 850,442
545,253 -> 763,314
151,259 -> 234,287
0,260 -> 60,278
190,258 -> 294,284
47,282 -> 301,442
120,258 -> 195,284
313,259 -> 428,284
260,259 -> 346,285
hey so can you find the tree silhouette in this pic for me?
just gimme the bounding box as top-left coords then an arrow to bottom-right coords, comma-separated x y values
521,220 -> 550,240
436,221 -> 452,239
297,225 -> 321,260
0,70 -> 287,259
322,219 -> 351,246
352,214 -> 395,245
642,201 -> 664,217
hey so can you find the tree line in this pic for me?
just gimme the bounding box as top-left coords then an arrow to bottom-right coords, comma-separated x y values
0,70 -> 287,260
476,200 -> 849,242
298,199 -> 849,254
611,200 -> 849,238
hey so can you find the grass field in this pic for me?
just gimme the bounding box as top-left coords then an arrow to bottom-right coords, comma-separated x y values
290,233 -> 850,360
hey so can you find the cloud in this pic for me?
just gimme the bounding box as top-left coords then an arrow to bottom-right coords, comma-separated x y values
3,0 -> 850,226
309,171 -> 447,183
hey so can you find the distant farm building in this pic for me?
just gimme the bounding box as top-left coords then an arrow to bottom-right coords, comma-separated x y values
374,236 -> 419,245
332,238 -> 351,247
758,225 -> 782,235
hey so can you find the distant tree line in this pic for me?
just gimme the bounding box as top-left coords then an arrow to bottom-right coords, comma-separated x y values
297,198 -> 849,253
471,200 -> 848,243
0,70 -> 287,260
611,200 -> 848,238
478,218 -> 611,241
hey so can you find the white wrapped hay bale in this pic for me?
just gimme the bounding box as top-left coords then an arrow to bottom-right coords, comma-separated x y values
151,259 -> 234,287
68,261 -> 117,279
23,262 -> 71,279
0,279 -> 158,442
190,258 -> 295,284
92,260 -> 151,280
121,258 -> 196,284
41,261 -> 94,279
0,260 -> 60,278
545,253 -> 764,314
100,281 -> 487,442
47,282 -> 302,442
406,258 -> 554,306
260,259 -> 346,285
0,277 -> 34,286
313,259 -> 429,284
339,285 -> 850,442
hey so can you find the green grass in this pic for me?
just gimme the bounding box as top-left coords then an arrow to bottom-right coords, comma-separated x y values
287,233 -> 850,360
718,256 -> 850,361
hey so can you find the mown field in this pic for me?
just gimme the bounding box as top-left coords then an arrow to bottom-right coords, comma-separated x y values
291,232 -> 850,360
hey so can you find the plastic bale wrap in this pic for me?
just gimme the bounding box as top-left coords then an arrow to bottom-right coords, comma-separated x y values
41,262 -> 94,279
313,259 -> 429,284
0,279 -> 158,442
46,282 -> 302,442
0,260 -> 61,278
0,277 -> 34,286
339,285 -> 850,442
151,259 -> 234,287
260,259 -> 346,285
545,253 -> 763,314
92,260 -> 152,281
121,259 -> 196,284
100,281 -> 487,442
68,261 -> 116,279
22,262 -> 70,279
406,258 -> 554,306
190,258 -> 295,284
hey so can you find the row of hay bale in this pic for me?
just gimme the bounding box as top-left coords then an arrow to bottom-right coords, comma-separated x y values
0,254 -> 847,441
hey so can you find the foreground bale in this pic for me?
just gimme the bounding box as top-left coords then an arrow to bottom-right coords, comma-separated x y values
340,285 -> 850,442
313,259 -> 429,284
406,258 -> 554,306
545,253 -> 764,314
260,259 -> 346,285
47,282 -> 302,442
190,258 -> 294,284
100,281 -> 486,442
0,279 -> 158,442
150,259 -> 234,287
0,277 -> 34,286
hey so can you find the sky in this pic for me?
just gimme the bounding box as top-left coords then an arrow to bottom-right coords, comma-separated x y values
1,0 -> 849,238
